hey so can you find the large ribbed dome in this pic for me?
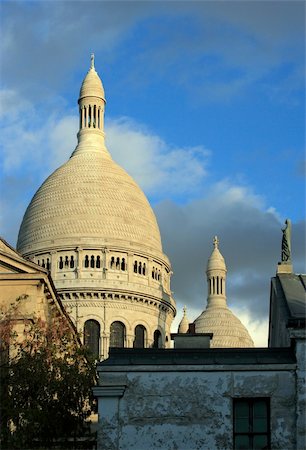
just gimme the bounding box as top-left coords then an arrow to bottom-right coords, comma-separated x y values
15,56 -> 176,361
17,55 -> 163,256
17,150 -> 162,255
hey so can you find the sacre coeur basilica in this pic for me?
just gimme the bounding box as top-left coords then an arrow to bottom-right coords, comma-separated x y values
16,55 -> 254,359
2,55 -> 305,450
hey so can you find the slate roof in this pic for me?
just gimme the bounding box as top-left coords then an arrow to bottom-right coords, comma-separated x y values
277,273 -> 306,323
100,347 -> 296,366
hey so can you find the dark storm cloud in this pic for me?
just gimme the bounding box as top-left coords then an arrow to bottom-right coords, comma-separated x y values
1,1 -> 152,98
155,190 -> 306,321
1,1 -> 303,102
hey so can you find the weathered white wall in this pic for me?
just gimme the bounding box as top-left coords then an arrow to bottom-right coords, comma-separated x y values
292,331 -> 306,450
96,365 -> 297,450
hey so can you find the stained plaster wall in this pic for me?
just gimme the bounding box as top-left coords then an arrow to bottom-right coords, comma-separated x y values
291,331 -> 306,450
96,365 -> 296,450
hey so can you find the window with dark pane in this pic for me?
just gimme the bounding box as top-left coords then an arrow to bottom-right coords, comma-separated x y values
134,325 -> 146,348
84,319 -> 100,360
153,329 -> 162,348
233,398 -> 270,450
110,321 -> 125,348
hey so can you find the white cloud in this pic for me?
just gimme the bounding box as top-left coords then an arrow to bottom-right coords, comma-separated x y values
106,117 -> 210,197
232,308 -> 269,348
0,89 -> 77,176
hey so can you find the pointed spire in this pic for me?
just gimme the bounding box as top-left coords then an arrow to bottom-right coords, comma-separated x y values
79,54 -> 105,101
207,236 -> 225,272
90,53 -> 95,70
213,235 -> 219,249
178,306 -> 189,333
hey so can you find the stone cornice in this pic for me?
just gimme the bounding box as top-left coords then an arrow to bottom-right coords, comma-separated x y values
92,385 -> 126,398
62,292 -> 176,315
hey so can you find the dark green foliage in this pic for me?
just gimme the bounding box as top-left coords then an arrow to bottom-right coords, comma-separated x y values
0,312 -> 97,449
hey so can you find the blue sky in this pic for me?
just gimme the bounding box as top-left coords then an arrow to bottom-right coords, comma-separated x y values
0,1 -> 305,345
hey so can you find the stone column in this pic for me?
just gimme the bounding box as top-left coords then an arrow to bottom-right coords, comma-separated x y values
103,248 -> 109,280
81,106 -> 85,129
76,247 -> 83,279
127,252 -> 133,282
93,381 -> 126,450
147,258 -> 153,287
50,250 -> 57,280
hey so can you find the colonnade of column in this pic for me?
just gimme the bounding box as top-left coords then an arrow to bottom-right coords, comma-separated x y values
208,276 -> 225,296
79,104 -> 103,130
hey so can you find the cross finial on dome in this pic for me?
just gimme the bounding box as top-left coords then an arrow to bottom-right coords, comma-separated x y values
183,305 -> 187,316
213,235 -> 219,248
90,53 -> 95,69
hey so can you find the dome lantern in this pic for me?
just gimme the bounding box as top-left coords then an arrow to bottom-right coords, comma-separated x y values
206,236 -> 227,309
77,54 -> 106,149
194,236 -> 254,348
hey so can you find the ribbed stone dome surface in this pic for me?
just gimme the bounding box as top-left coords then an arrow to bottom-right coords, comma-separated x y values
79,67 -> 105,100
17,150 -> 162,254
194,307 -> 254,348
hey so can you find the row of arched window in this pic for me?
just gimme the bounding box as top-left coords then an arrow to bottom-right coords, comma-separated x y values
56,255 -> 164,281
134,260 -> 146,276
37,258 -> 51,270
59,255 -> 75,270
84,255 -> 101,268
209,276 -> 224,295
152,267 -> 161,281
110,256 -> 126,271
84,320 -> 162,359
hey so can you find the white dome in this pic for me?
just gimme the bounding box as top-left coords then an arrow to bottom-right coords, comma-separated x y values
194,306 -> 254,348
17,150 -> 162,255
194,236 -> 254,348
15,56 -> 176,361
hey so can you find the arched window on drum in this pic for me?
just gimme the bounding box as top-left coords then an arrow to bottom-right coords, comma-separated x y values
110,321 -> 125,348
153,329 -> 162,348
134,325 -> 146,348
84,320 -> 100,360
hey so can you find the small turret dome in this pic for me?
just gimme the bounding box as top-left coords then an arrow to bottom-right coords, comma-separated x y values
194,236 -> 254,348
79,54 -> 105,101
207,236 -> 226,272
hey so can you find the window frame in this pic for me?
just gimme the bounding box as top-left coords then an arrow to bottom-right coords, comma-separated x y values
84,319 -> 100,360
233,397 -> 270,450
134,324 -> 146,348
110,321 -> 126,348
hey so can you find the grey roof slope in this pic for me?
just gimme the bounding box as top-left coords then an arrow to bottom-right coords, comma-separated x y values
278,273 -> 306,319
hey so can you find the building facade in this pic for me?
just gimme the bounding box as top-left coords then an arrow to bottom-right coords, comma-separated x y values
16,56 -> 176,359
0,237 -> 77,352
93,250 -> 306,450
